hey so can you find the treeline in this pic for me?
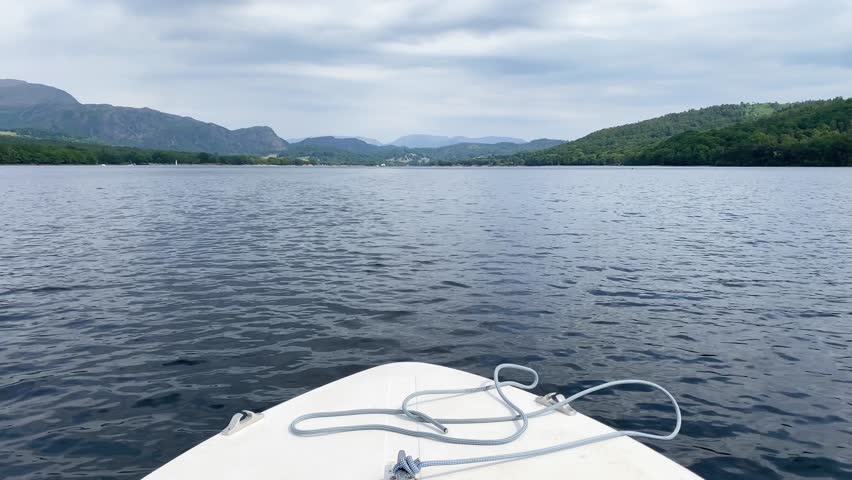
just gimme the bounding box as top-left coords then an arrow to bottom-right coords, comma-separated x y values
0,135 -> 314,165
631,98 -> 851,166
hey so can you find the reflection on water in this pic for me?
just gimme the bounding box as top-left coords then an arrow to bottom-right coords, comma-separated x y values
1,166 -> 851,479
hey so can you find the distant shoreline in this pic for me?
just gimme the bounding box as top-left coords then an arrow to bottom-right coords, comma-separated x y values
2,163 -> 849,168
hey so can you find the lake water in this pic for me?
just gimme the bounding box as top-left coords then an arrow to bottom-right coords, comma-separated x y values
1,166 -> 851,479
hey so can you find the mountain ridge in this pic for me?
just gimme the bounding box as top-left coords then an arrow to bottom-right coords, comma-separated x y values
0,79 -> 288,154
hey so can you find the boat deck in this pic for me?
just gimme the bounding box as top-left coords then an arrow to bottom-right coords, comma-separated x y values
144,362 -> 701,479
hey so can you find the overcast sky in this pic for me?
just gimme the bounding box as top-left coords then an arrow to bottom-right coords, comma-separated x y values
2,0 -> 850,142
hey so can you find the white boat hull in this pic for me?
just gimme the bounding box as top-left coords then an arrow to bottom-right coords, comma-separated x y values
144,362 -> 701,479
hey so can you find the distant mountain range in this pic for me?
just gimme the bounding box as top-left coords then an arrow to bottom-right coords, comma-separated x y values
0,80 -> 288,154
1,93 -> 847,167
5,78 -> 843,167
0,80 -> 541,156
281,136 -> 563,164
289,135 -> 529,148
390,134 -> 526,148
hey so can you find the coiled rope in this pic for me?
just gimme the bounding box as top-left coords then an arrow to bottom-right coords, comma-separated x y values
289,363 -> 681,477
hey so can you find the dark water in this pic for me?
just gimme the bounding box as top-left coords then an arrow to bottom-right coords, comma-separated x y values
1,166 -> 851,479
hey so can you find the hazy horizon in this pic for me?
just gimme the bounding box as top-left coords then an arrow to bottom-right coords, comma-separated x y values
2,0 -> 850,142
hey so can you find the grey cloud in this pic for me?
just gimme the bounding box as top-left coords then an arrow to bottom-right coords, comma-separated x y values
0,0 -> 849,141
111,0 -> 248,14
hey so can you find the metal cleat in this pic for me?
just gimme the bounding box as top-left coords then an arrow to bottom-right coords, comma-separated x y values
535,392 -> 577,415
220,410 -> 264,436
385,463 -> 417,480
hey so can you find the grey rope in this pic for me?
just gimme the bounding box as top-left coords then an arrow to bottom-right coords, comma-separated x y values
288,363 -> 682,477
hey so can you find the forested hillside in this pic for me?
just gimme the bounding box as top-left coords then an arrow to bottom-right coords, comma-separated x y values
513,103 -> 788,165
632,98 -> 851,166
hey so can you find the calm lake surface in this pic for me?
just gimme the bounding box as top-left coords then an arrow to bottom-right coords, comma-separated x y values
1,166 -> 851,479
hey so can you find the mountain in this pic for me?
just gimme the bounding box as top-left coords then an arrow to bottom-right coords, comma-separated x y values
391,134 -> 526,148
632,98 -> 850,166
514,103 -> 789,165
0,79 -> 288,154
282,136 -> 409,164
288,136 -> 383,146
289,136 -> 393,155
351,136 -> 383,146
0,79 -> 79,108
520,138 -> 565,149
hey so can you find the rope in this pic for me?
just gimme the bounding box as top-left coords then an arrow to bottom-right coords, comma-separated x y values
288,363 -> 682,477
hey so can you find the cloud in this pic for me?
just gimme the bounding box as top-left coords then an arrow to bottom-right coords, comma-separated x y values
0,0 -> 850,141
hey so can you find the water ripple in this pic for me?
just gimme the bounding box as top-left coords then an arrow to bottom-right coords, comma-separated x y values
1,166 -> 851,479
